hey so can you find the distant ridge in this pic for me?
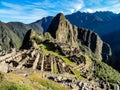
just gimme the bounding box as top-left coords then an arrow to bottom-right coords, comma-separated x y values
0,21 -> 43,50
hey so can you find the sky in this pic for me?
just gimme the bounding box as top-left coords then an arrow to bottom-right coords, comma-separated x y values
0,0 -> 120,23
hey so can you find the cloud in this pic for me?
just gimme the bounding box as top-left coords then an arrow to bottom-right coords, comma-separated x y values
0,0 -> 120,23
0,1 -> 50,23
33,0 -> 56,9
111,3 -> 120,13
1,2 -> 22,10
81,0 -> 120,14
70,9 -> 74,13
86,9 -> 93,13
66,0 -> 84,13
72,0 -> 84,11
31,0 -> 84,14
88,3 -> 120,14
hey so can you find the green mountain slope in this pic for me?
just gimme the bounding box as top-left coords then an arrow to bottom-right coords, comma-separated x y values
0,21 -> 21,50
0,21 -> 43,50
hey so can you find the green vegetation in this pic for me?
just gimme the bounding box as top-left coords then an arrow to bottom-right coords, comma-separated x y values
0,81 -> 32,90
39,42 -> 120,85
79,43 -> 98,60
44,32 -> 54,41
29,72 -> 69,90
71,68 -> 86,80
0,24 -> 22,50
0,72 -> 4,81
94,59 -> 120,84
32,35 -> 42,44
40,44 -> 86,80
53,62 -> 58,74
40,44 -> 75,66
0,72 -> 33,90
0,71 -> 69,90
79,42 -> 120,84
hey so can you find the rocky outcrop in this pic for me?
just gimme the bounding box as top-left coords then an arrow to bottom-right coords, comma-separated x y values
102,42 -> 112,62
78,28 -> 112,60
20,29 -> 39,49
47,13 -> 78,49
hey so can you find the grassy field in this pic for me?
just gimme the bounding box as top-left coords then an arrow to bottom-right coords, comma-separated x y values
0,71 -> 69,90
29,72 -> 69,90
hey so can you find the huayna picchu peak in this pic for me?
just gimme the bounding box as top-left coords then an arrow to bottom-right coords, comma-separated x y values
0,13 -> 120,90
47,12 -> 78,49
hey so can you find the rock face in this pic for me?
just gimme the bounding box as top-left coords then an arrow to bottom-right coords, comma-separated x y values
20,29 -> 39,49
47,13 -> 78,49
78,28 -> 112,60
102,42 -> 112,62
47,13 -> 111,61
78,28 -> 103,59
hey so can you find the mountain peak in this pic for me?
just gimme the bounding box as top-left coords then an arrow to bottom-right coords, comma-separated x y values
47,13 -> 67,38
47,13 -> 78,48
24,29 -> 36,39
55,12 -> 65,20
20,29 -> 38,49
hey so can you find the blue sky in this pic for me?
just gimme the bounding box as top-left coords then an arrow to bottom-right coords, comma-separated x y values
0,0 -> 120,23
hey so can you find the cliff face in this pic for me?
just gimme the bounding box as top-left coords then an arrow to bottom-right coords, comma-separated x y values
102,42 -> 112,62
78,28 -> 111,60
47,13 -> 111,61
